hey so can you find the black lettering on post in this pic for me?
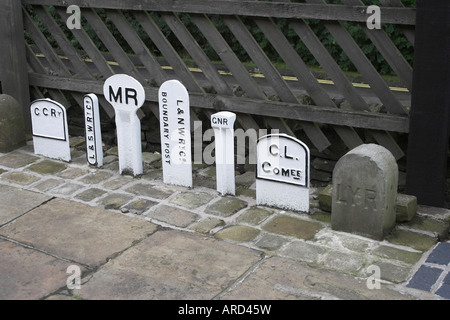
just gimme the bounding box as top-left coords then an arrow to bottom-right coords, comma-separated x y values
109,86 -> 123,104
269,144 -> 279,156
125,88 -> 138,106
284,146 -> 294,160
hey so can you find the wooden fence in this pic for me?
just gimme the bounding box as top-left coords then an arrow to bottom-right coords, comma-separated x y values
0,0 -> 415,159
2,0 -> 414,161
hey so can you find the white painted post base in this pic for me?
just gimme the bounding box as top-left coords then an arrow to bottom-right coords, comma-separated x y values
115,110 -> 143,176
256,179 -> 310,213
33,137 -> 71,162
211,112 -> 236,196
31,99 -> 71,162
103,74 -> 145,176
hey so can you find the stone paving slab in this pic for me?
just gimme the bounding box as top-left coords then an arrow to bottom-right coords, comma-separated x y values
0,238 -> 84,300
0,198 -> 158,267
72,230 -> 262,300
220,256 -> 416,300
0,152 -> 39,169
0,184 -> 52,226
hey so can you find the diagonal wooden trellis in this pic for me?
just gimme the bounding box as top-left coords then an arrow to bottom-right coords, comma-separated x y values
18,0 -> 413,160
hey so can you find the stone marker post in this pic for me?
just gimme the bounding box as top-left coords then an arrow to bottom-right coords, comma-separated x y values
31,99 -> 71,162
103,74 -> 145,176
211,112 -> 236,196
159,80 -> 193,188
0,94 -> 26,153
331,144 -> 398,240
84,94 -> 103,167
256,134 -> 310,212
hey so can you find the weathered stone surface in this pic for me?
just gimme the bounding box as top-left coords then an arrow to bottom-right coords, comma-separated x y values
314,231 -> 373,253
73,230 -> 262,300
386,229 -> 438,252
280,240 -> 326,264
236,187 -> 256,199
235,171 -> 256,186
102,175 -> 133,190
169,192 -> 215,209
142,152 -> 162,165
320,251 -> 366,274
319,185 -> 333,212
0,239 -> 82,300
98,193 -> 133,210
27,160 -> 68,175
0,152 -> 39,169
214,225 -> 260,242
332,144 -> 398,240
1,172 -> 40,185
205,197 -> 248,217
147,205 -> 199,228
371,261 -> 412,284
78,171 -> 113,185
52,183 -> 84,196
236,207 -> 274,225
396,194 -> 417,222
372,245 -> 422,265
57,167 -> 88,179
126,183 -> 175,200
123,198 -> 157,215
403,216 -> 449,241
191,217 -> 225,234
0,185 -> 52,226
255,234 -> 287,251
262,216 -> 322,240
0,198 -> 158,267
0,95 -> 26,153
32,178 -> 64,192
75,188 -> 107,202
220,257 -> 415,300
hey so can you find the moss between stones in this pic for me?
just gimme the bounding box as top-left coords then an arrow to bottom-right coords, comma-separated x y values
262,215 -> 322,240
214,225 -> 260,242
385,229 -> 438,252
205,197 -> 248,217
27,160 -> 68,175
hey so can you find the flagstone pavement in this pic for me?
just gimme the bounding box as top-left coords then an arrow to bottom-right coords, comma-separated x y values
0,140 -> 449,300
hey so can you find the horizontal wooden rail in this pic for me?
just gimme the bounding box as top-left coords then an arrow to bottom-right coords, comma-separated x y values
22,0 -> 416,25
28,72 -> 409,133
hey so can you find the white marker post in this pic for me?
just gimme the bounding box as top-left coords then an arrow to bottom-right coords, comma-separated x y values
103,74 -> 145,176
84,94 -> 103,167
31,99 -> 71,162
256,134 -> 310,212
159,80 -> 193,188
211,112 -> 236,196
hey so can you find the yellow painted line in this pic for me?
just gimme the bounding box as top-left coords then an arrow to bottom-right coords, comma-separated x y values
35,53 -> 409,93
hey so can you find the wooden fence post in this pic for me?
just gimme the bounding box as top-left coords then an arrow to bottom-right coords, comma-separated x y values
406,0 -> 450,207
0,0 -> 31,132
